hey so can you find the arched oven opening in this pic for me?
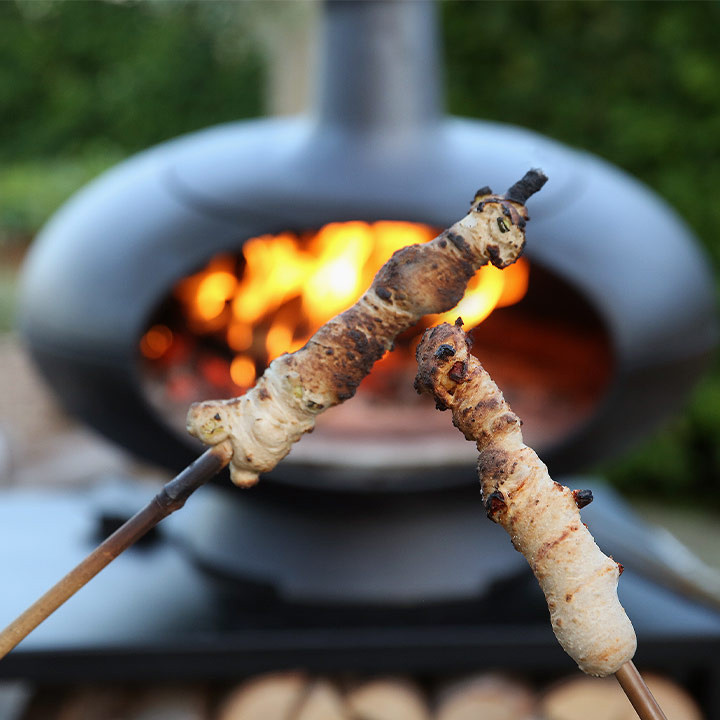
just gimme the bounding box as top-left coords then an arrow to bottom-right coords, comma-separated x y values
138,221 -> 613,492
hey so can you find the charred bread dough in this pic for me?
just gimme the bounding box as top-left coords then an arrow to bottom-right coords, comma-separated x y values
414,321 -> 636,677
186,170 -> 547,487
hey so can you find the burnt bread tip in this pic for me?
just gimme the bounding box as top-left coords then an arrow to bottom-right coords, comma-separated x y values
504,168 -> 549,205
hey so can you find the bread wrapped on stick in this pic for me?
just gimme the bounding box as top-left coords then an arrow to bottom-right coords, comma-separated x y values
187,170 -> 547,487
414,321 -> 636,677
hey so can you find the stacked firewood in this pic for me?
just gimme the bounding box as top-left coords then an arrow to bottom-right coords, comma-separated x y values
7,671 -> 703,719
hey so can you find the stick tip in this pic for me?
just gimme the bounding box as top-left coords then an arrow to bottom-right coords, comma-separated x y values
504,168 -> 548,205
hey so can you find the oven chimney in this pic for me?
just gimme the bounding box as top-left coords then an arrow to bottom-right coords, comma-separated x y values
317,0 -> 442,135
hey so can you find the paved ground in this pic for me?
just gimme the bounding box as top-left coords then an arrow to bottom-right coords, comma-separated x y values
0,333 -> 167,489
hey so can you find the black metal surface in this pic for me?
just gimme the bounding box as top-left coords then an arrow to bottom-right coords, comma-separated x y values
1,481 -> 719,682
16,0 -> 717,491
5,629 -> 720,686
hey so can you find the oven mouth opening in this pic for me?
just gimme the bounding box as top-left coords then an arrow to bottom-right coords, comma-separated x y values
137,221 -> 613,484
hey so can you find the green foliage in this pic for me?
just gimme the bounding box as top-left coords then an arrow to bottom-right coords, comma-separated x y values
0,152 -> 122,244
0,266 -> 18,332
0,1 -> 263,162
442,1 -> 720,506
442,1 -> 720,262
606,365 -> 720,510
0,0 -> 265,243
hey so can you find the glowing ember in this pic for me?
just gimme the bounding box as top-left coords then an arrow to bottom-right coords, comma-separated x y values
230,355 -> 256,387
140,325 -> 173,359
144,221 -> 529,397
227,323 -> 253,352
195,271 -> 237,321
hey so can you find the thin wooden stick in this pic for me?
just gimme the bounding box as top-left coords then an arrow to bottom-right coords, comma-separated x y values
0,440 -> 232,660
615,661 -> 668,720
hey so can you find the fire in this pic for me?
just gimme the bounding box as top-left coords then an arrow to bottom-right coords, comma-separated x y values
195,271 -> 237,321
230,355 -> 256,387
163,221 -> 529,391
175,255 -> 238,331
140,324 -> 173,359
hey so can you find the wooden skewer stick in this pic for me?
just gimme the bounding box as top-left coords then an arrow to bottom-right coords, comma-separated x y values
615,661 -> 669,720
0,440 -> 233,660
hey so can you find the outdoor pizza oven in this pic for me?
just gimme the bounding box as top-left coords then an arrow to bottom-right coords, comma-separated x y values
18,1 -> 715,497
14,0 -> 718,606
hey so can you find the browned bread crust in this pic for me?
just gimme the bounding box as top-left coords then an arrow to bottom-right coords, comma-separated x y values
415,321 -> 636,676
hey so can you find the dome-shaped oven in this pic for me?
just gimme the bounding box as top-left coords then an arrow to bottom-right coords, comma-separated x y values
18,0 -> 716,494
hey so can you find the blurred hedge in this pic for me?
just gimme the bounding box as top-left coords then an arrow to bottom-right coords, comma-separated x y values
0,0 -> 264,243
1,0 -> 719,504
0,0 -> 263,162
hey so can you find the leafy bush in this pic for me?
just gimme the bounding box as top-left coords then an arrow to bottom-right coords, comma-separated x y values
0,152 -> 122,244
0,1 -> 263,163
442,1 -> 720,264
0,0 -> 265,245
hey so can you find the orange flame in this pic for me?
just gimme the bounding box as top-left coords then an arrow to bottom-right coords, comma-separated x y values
140,324 -> 173,359
230,355 -> 256,387
170,222 -> 529,390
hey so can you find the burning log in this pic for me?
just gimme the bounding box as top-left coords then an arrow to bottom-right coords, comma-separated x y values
187,170 -> 547,487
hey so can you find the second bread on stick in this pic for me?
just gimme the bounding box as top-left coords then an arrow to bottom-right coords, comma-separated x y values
414,321 -> 636,677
